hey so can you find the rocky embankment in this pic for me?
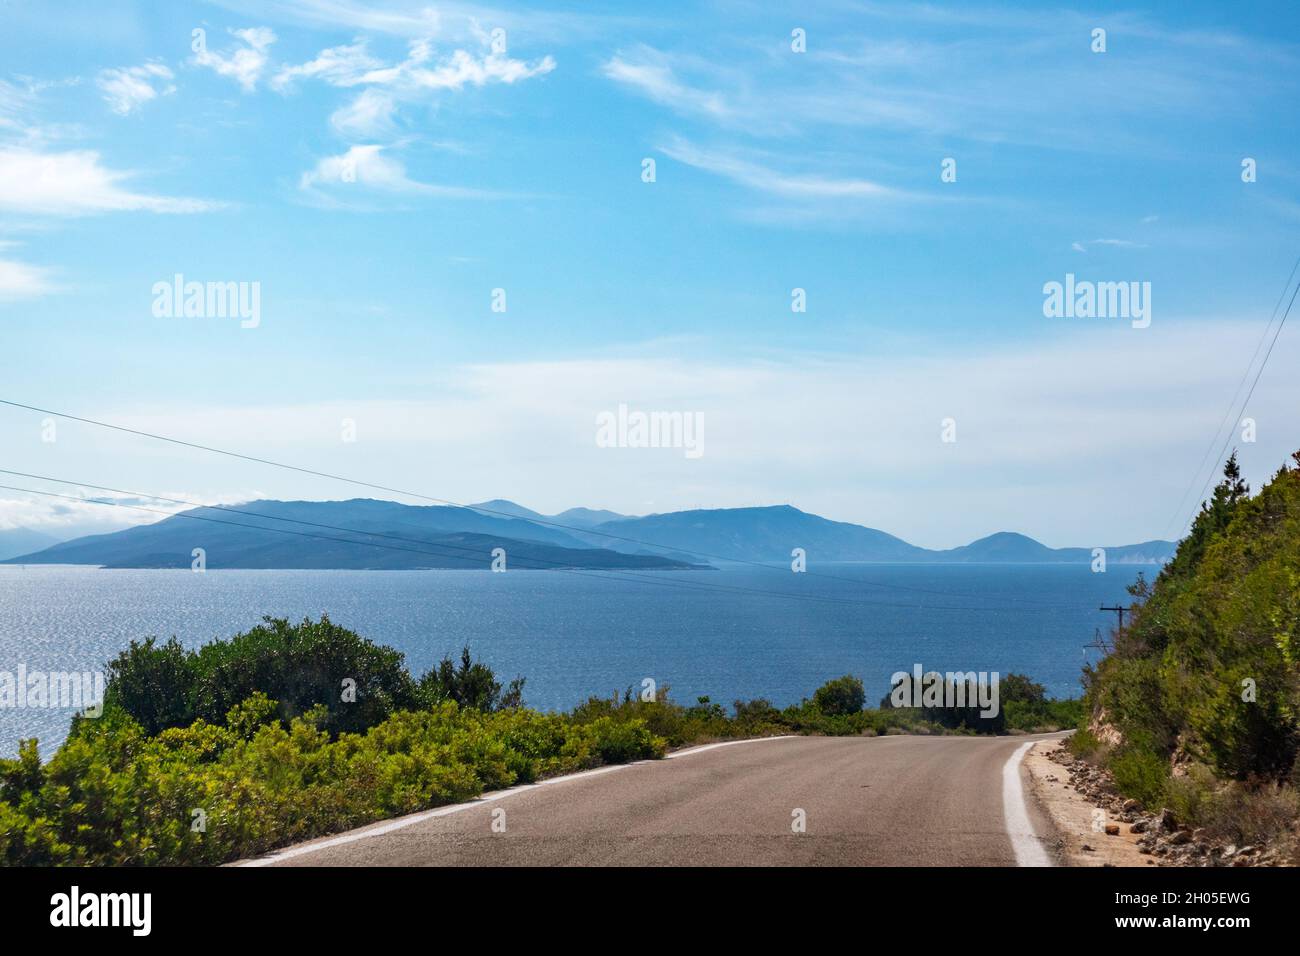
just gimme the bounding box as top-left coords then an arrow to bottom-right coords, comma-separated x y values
1046,746 -> 1284,867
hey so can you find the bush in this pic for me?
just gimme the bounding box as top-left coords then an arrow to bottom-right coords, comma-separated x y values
97,616 -> 420,738
418,646 -> 524,712
0,694 -> 663,866
1109,744 -> 1169,807
98,636 -> 196,736
813,676 -> 865,716
578,717 -> 665,764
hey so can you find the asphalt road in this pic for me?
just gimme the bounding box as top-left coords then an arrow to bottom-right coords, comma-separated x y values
243,733 -> 1063,867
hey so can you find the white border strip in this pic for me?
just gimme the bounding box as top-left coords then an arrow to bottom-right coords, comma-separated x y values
238,735 -> 795,867
1002,741 -> 1052,867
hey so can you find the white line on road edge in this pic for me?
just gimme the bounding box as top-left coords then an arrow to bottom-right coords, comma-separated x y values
665,735 -> 794,759
1003,741 -> 1053,867
237,734 -> 795,867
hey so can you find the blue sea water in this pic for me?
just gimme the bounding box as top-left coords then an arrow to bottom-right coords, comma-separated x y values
0,563 -> 1147,756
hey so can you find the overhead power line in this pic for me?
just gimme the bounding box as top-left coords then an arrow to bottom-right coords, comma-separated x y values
1164,252 -> 1300,539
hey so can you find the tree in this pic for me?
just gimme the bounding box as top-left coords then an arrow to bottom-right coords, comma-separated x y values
813,675 -> 865,716
1000,673 -> 1046,706
418,647 -> 525,711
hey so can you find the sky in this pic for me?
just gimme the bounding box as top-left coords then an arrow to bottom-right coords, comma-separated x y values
1,0 -> 1299,550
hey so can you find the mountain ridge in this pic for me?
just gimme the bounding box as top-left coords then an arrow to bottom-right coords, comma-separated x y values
1,499 -> 1178,569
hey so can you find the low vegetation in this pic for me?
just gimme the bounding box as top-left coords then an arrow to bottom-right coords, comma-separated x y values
1,616 -> 1075,865
1072,452 -> 1300,857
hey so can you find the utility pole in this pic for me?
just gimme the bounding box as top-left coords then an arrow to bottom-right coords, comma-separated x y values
1099,604 -> 1128,631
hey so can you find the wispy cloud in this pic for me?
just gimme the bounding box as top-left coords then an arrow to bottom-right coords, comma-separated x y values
0,256 -> 55,300
278,37 -> 555,138
329,87 -> 398,138
661,138 -> 903,200
601,19 -> 1297,154
279,37 -> 555,92
271,40 -> 382,91
0,147 -> 218,216
209,0 -> 641,44
1071,238 -> 1150,253
192,26 -> 277,91
602,46 -> 729,119
298,144 -> 502,204
0,487 -> 262,534
97,62 -> 176,115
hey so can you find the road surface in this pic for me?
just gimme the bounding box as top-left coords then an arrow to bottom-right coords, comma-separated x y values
242,733 -> 1063,866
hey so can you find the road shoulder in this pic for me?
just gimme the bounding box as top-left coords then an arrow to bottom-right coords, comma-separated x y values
1024,738 -> 1152,867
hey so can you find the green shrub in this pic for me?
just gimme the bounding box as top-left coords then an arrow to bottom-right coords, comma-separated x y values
1,696 -> 635,866
96,616 -> 420,738
1109,744 -> 1169,807
1165,763 -> 1218,827
417,646 -> 524,712
1067,728 -> 1103,760
812,676 -> 865,716
578,717 -> 665,764
98,636 -> 196,736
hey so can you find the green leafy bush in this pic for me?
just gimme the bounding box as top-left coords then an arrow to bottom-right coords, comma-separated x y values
0,696 -> 664,866
418,646 -> 525,712
1109,744 -> 1169,807
98,616 -> 420,737
812,675 -> 865,716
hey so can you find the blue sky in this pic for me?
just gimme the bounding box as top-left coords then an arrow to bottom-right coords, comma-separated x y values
1,0 -> 1299,549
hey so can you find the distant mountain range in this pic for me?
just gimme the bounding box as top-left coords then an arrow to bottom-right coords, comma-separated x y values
0,528 -> 63,562
0,499 -> 1178,570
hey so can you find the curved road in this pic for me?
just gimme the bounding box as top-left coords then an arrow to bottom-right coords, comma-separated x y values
242,733 -> 1064,867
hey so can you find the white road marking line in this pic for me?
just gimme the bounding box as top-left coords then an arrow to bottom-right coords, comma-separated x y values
238,734 -> 795,866
665,735 -> 795,759
1002,741 -> 1052,867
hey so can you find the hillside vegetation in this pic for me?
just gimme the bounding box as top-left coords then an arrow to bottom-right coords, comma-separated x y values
1075,452 -> 1300,854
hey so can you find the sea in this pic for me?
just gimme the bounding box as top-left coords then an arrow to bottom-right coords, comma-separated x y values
0,562 -> 1149,756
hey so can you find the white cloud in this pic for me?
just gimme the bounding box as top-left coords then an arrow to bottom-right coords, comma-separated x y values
0,257 -> 55,300
1072,238 -> 1150,253
272,40 -> 381,91
602,48 -> 728,119
97,62 -> 176,115
330,87 -> 398,138
401,46 -> 556,90
0,78 -> 32,129
277,38 -> 554,137
0,147 -> 218,216
298,144 -> 498,200
661,138 -> 902,200
276,38 -> 555,92
193,26 -> 277,91
0,488 -> 261,535
208,0 -> 625,44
